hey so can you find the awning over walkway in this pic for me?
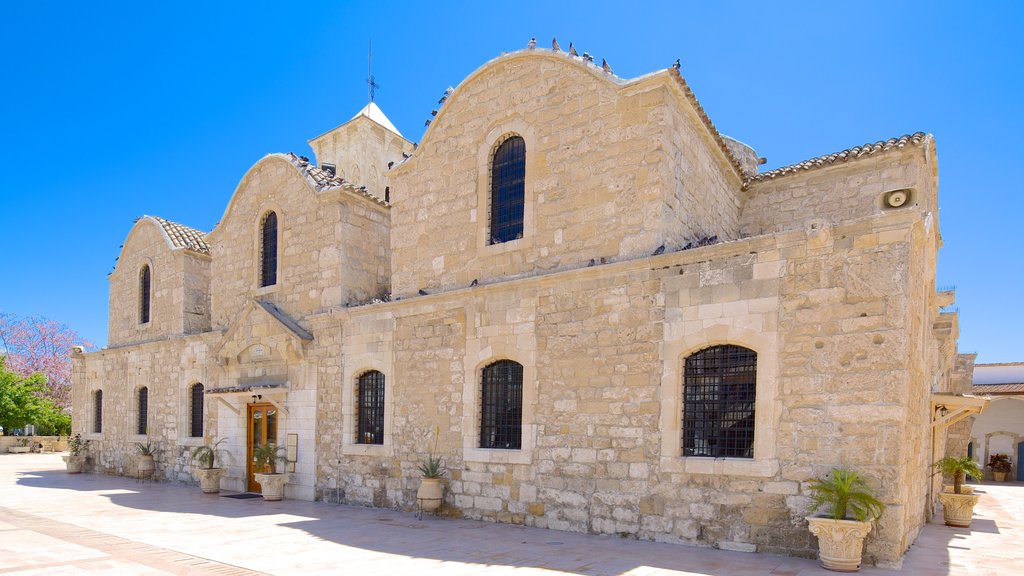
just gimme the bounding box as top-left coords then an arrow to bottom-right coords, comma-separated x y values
931,393 -> 989,430
206,382 -> 289,416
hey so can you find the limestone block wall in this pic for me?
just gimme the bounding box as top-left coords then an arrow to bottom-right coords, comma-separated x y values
739,141 -> 936,238
313,211 -> 928,565
389,53 -> 738,298
108,219 -> 210,347
309,114 -> 414,199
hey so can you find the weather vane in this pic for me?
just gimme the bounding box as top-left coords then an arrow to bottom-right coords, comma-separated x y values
367,40 -> 379,104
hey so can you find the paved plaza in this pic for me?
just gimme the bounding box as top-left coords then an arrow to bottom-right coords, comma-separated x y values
0,453 -> 1020,575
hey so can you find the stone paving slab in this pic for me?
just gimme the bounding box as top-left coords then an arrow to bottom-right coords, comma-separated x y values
1,454 -> 1022,575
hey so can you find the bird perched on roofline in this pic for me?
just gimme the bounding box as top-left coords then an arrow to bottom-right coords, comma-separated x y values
672,58 -> 680,71
582,52 -> 594,63
568,42 -> 578,57
527,37 -> 536,49
424,119 -> 431,127
552,37 -> 560,51
438,86 -> 454,105
602,58 -> 613,74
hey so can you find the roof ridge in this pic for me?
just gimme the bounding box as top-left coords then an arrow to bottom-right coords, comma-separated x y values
666,68 -> 745,180
148,215 -> 211,254
284,152 -> 389,207
744,132 -> 929,187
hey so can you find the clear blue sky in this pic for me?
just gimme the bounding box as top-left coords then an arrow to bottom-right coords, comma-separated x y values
1,1 -> 1021,362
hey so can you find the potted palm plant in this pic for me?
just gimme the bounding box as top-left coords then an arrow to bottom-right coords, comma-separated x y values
987,453 -> 1011,482
62,434 -> 88,473
134,442 -> 157,478
935,456 -> 983,527
252,442 -> 289,500
415,427 -> 446,516
805,467 -> 885,572
191,439 -> 228,494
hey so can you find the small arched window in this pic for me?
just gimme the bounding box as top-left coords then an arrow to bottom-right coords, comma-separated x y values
93,390 -> 103,434
356,371 -> 385,445
682,345 -> 757,458
260,211 -> 278,287
190,383 -> 204,438
489,136 -> 525,244
139,265 -> 151,324
137,387 -> 149,435
480,360 -> 523,449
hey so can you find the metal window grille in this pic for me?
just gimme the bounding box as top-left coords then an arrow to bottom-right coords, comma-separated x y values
356,371 -> 385,445
190,383 -> 204,438
489,136 -> 525,244
93,390 -> 103,434
137,387 -> 148,435
260,211 -> 278,287
682,345 -> 756,458
139,265 -> 151,324
480,360 -> 523,449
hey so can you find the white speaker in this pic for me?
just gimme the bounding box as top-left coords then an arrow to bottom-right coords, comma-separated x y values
885,189 -> 909,208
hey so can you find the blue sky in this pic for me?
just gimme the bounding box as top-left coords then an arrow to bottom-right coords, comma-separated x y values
1,1 -> 1021,362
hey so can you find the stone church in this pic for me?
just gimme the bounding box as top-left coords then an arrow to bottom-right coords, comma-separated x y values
72,46 -> 973,566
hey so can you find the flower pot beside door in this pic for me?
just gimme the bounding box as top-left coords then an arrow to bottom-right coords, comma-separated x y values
935,456 -> 983,528
191,439 -> 228,494
252,443 -> 288,501
254,472 -> 291,501
987,454 -> 1011,482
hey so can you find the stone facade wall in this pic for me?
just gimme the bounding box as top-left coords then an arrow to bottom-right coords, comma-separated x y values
309,114 -> 414,199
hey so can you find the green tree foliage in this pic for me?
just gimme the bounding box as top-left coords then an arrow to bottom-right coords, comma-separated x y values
0,356 -> 68,435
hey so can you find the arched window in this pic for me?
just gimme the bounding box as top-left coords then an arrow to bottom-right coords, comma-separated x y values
190,383 -> 204,438
682,345 -> 757,458
259,211 -> 278,287
489,136 -> 525,244
139,265 -> 151,324
480,360 -> 523,449
93,390 -> 103,434
356,371 -> 385,445
137,387 -> 149,435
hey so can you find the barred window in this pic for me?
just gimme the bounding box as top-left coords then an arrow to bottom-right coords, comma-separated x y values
356,371 -> 385,445
137,387 -> 148,435
480,360 -> 523,449
682,345 -> 756,458
93,390 -> 103,434
139,265 -> 151,324
489,136 -> 525,244
260,211 -> 278,287
190,383 -> 204,438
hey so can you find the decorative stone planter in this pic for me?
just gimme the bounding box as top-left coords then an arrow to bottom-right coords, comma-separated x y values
416,477 -> 444,513
254,473 -> 290,501
942,485 -> 974,494
938,492 -> 980,527
193,467 -> 227,494
62,455 -> 86,474
806,517 -> 873,572
8,446 -> 30,454
136,454 -> 156,479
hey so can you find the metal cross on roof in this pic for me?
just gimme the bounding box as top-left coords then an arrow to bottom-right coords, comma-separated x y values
367,40 -> 379,103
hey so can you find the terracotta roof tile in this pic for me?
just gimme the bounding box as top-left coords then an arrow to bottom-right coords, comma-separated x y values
150,216 -> 210,254
284,153 -> 388,207
972,383 -> 1024,395
744,132 -> 928,187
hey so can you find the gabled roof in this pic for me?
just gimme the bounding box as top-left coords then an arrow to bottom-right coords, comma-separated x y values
147,216 -> 210,254
284,153 -> 388,206
308,101 -> 406,143
744,132 -> 929,188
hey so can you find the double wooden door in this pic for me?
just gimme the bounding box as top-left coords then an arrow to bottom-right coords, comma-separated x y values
246,403 -> 278,492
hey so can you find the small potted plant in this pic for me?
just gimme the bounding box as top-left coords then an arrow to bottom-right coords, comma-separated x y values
8,438 -> 31,453
134,441 -> 158,478
987,453 -> 1011,482
191,439 -> 228,494
805,467 -> 885,572
252,442 -> 289,500
63,434 -> 89,473
415,427 -> 446,515
935,456 -> 983,527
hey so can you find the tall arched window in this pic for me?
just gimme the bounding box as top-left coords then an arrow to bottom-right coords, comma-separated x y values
259,211 -> 278,287
190,383 -> 204,438
137,387 -> 149,435
480,360 -> 523,449
356,371 -> 385,445
489,136 -> 525,244
139,265 -> 151,324
93,390 -> 103,434
682,345 -> 757,458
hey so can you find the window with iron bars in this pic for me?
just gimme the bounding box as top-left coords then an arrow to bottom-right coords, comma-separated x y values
260,211 -> 278,287
139,265 -> 151,324
136,387 -> 148,435
489,136 -> 525,244
356,371 -> 385,445
682,345 -> 756,458
190,383 -> 204,438
480,360 -> 523,449
93,390 -> 103,434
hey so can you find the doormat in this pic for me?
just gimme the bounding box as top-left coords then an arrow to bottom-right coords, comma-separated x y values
221,493 -> 263,500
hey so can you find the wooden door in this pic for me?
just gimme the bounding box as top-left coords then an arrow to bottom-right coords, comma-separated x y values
246,403 -> 278,492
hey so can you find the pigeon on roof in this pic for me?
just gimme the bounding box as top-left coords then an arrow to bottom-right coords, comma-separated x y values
568,42 -> 578,57
527,37 -> 536,49
552,37 -> 560,51
602,59 -> 613,74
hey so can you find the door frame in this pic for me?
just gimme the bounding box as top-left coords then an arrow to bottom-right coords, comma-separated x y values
246,402 -> 278,492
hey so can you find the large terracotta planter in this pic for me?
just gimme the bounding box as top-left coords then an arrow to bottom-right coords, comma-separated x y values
254,473 -> 290,501
194,467 -> 226,494
63,455 -> 86,474
137,454 -> 156,478
806,517 -> 873,572
938,492 -> 980,527
416,477 -> 444,512
993,471 -> 1009,482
